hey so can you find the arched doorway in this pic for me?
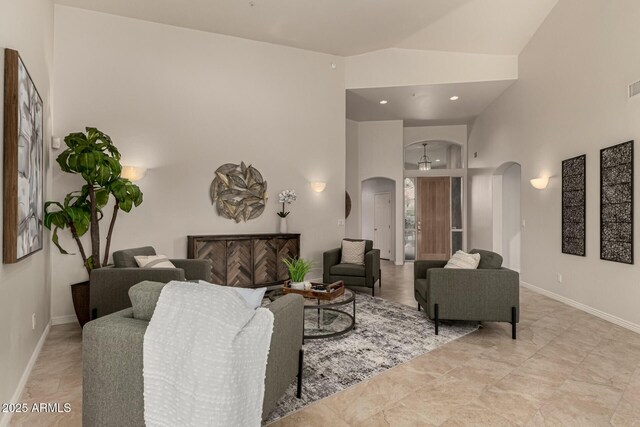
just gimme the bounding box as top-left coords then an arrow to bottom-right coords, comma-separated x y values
492,162 -> 521,271
361,177 -> 396,261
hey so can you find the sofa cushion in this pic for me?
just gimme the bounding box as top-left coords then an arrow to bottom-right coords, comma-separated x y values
341,240 -> 366,265
128,281 -> 165,321
134,254 -> 176,269
343,238 -> 373,253
470,249 -> 503,269
198,280 -> 266,309
330,263 -> 365,277
444,251 -> 481,269
113,246 -> 156,268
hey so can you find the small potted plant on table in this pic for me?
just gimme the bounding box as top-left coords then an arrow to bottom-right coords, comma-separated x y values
282,257 -> 313,290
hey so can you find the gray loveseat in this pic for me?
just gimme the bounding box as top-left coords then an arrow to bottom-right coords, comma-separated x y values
414,249 -> 519,339
90,246 -> 212,319
83,281 -> 304,426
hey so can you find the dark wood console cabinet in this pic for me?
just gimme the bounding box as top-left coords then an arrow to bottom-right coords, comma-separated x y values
187,233 -> 300,288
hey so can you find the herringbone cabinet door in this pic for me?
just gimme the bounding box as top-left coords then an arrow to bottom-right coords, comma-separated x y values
254,238 -> 278,285
277,238 -> 300,281
227,240 -> 252,286
195,240 -> 226,285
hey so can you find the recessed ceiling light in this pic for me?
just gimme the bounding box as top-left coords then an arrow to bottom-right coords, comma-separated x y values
379,100 -> 388,105
450,96 -> 459,101
435,159 -> 441,162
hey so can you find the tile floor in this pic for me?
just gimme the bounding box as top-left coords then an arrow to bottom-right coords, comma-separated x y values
9,261 -> 640,426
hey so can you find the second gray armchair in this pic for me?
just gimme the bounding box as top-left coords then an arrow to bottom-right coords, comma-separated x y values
414,249 -> 519,339
89,246 -> 212,319
323,239 -> 381,296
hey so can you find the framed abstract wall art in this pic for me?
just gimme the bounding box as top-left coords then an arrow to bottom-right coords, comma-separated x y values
600,140 -> 633,264
3,48 -> 44,263
562,154 -> 586,256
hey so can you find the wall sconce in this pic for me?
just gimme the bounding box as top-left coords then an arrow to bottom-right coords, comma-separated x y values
310,182 -> 327,193
530,177 -> 549,190
121,165 -> 147,182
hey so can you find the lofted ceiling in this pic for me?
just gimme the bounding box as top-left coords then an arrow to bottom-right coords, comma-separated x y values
54,0 -> 558,56
346,80 -> 515,126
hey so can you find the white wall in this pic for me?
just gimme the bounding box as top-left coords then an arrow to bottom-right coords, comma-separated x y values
403,125 -> 468,149
501,163 -> 521,271
346,120 -> 404,264
468,0 -> 640,329
345,119 -> 360,237
52,6 -> 346,319
0,0 -> 54,422
361,178 -> 396,260
345,48 -> 518,89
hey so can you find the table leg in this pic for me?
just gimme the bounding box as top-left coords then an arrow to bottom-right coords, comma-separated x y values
353,296 -> 356,329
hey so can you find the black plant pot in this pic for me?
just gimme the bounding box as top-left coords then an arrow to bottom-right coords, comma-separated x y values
70,281 -> 90,327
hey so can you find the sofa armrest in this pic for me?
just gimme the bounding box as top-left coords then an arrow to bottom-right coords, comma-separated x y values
323,248 -> 341,281
170,259 -> 212,281
426,268 -> 520,322
263,294 -> 304,419
365,249 -> 380,284
90,267 -> 186,318
83,309 -> 147,427
414,260 -> 448,280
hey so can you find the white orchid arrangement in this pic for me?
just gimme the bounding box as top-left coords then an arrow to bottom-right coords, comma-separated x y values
277,189 -> 297,218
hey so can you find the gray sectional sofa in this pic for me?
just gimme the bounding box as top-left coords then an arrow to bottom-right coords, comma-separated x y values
414,249 -> 520,339
82,281 -> 304,426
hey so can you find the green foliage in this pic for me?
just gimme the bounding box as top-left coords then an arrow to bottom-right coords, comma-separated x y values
44,128 -> 143,273
282,257 -> 313,282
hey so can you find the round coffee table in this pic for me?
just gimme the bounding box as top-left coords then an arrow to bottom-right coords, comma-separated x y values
268,288 -> 356,340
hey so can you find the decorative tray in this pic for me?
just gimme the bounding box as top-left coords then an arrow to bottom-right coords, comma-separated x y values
282,280 -> 345,300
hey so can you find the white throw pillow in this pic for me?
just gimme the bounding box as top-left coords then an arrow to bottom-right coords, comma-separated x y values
134,255 -> 176,269
341,240 -> 366,265
199,281 -> 266,309
444,251 -> 481,269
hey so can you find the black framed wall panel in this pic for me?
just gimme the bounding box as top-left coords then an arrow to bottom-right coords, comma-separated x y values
600,141 -> 634,264
562,154 -> 586,256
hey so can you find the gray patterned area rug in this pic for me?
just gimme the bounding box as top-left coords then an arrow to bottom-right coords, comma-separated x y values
264,293 -> 478,424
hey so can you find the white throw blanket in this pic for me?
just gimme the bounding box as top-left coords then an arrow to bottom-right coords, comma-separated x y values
143,281 -> 274,427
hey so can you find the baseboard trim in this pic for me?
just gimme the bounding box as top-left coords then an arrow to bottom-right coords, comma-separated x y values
521,281 -> 640,334
51,315 -> 78,326
0,322 -> 51,427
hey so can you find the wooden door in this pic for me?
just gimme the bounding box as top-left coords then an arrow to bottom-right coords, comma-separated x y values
373,192 -> 392,260
417,177 -> 451,260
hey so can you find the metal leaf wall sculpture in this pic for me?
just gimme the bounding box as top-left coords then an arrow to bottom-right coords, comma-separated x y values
210,162 -> 267,222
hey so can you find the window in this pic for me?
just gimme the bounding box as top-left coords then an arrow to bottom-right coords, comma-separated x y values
404,141 -> 462,171
404,178 -> 416,261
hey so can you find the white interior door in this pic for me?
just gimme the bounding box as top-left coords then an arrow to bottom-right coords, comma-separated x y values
374,192 -> 392,260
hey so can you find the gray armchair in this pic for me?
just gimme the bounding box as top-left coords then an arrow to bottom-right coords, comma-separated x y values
414,249 -> 519,339
89,246 -> 212,319
323,239 -> 381,296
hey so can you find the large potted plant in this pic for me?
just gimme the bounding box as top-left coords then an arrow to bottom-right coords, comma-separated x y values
45,128 -> 143,325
